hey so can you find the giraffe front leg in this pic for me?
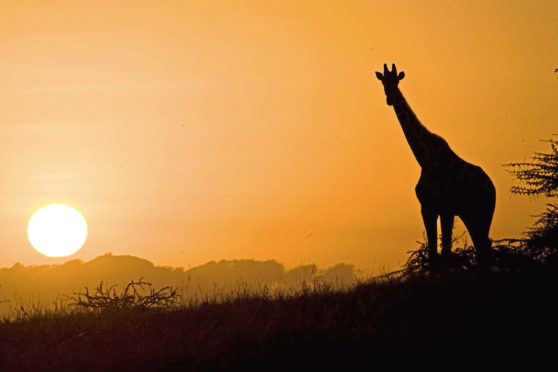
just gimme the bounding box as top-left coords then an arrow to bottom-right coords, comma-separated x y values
421,208 -> 439,265
441,214 -> 454,257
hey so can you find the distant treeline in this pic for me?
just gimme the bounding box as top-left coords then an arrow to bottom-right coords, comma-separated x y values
0,254 -> 355,312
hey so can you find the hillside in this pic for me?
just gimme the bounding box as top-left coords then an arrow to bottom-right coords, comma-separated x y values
1,264 -> 556,371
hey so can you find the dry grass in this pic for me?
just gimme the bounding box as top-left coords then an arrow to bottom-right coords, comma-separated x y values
1,248 -> 557,371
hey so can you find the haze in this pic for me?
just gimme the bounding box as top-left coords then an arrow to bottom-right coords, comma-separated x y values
0,0 -> 557,272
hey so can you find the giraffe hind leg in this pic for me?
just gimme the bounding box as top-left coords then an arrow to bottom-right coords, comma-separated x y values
461,215 -> 492,269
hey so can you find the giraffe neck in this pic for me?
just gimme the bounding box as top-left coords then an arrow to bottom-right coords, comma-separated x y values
391,87 -> 438,168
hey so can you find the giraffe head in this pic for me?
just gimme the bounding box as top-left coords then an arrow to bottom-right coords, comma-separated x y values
375,63 -> 405,106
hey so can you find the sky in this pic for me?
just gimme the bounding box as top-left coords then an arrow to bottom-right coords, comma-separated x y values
0,0 -> 557,272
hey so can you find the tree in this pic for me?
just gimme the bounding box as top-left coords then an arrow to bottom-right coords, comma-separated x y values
507,138 -> 558,262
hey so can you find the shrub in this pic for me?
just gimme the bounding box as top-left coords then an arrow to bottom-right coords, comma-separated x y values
69,278 -> 180,311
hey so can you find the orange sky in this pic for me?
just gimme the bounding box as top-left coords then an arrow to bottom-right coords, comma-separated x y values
0,0 -> 557,272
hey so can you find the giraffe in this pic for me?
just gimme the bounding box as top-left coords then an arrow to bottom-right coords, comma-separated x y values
375,64 -> 496,269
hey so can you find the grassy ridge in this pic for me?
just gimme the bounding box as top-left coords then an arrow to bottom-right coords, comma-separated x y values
1,266 -> 557,371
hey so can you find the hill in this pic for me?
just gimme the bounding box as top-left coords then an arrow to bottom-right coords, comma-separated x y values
1,265 -> 556,370
0,254 -> 355,316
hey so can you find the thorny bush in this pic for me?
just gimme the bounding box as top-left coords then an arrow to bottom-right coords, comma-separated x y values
70,278 -> 181,311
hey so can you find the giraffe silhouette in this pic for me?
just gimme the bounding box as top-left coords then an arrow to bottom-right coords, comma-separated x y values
375,64 -> 496,269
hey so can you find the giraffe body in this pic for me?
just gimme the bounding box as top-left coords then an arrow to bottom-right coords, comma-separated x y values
375,64 -> 496,268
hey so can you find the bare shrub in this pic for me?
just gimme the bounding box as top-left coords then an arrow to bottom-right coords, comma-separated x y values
69,278 -> 180,311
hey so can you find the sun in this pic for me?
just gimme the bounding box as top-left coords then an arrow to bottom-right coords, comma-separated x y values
27,204 -> 88,257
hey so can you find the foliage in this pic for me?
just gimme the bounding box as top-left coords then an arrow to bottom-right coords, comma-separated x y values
403,237 -> 539,276
69,278 -> 180,311
522,203 -> 558,262
506,138 -> 558,197
404,232 -> 478,274
505,137 -> 558,262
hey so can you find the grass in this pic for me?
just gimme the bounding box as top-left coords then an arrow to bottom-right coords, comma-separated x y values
1,251 -> 557,371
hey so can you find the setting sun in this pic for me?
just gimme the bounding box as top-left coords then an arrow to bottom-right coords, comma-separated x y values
27,204 -> 88,258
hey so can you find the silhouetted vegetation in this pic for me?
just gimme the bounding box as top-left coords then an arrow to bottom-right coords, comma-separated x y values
70,278 -> 180,311
506,137 -> 558,263
404,237 -> 541,277
0,256 -> 556,369
1,265 -> 557,370
507,138 -> 558,197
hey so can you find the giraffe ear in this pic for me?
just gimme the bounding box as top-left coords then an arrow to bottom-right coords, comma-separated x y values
375,72 -> 383,81
398,71 -> 405,80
